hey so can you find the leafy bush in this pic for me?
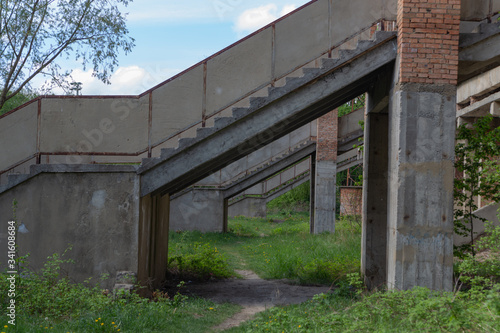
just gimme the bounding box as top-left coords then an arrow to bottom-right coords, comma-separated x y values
0,251 -> 113,320
296,258 -> 360,285
168,240 -> 233,281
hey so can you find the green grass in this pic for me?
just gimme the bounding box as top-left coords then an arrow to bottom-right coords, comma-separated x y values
0,252 -> 241,333
168,213 -> 362,285
0,297 -> 240,333
226,285 -> 500,332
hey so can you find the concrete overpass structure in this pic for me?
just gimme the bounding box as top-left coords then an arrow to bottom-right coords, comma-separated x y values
1,0 -> 500,291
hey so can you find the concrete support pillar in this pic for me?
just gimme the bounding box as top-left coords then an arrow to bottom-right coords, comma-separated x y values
385,0 -> 460,291
361,108 -> 389,290
169,189 -> 225,233
138,193 -> 170,293
313,109 -> 338,233
310,153 -> 316,233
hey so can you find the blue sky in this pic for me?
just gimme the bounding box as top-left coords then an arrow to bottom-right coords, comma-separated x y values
36,0 -> 311,95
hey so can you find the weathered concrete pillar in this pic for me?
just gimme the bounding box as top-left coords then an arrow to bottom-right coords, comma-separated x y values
386,0 -> 460,291
361,108 -> 389,290
138,193 -> 170,292
310,153 -> 316,233
313,109 -> 338,233
169,189 -> 225,233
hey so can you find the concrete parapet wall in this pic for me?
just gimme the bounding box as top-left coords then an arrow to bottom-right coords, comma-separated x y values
0,0 -> 397,181
457,65 -> 500,104
461,0 -> 500,20
0,169 -> 140,289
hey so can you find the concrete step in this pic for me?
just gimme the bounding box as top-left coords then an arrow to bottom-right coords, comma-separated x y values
249,96 -> 268,109
160,147 -> 175,159
140,157 -> 159,169
302,67 -> 322,76
232,107 -> 250,119
196,127 -> 216,139
214,116 -> 233,129
178,137 -> 197,149
8,174 -> 30,187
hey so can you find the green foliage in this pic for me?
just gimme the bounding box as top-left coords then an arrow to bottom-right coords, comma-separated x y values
454,115 -> 500,256
168,239 -> 233,281
267,181 -> 310,213
455,214 -> 500,293
229,286 -> 500,333
0,89 -> 37,115
0,250 -> 240,332
0,0 -> 135,109
338,94 -> 365,117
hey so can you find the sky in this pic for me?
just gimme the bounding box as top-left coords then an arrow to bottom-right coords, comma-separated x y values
35,0 -> 312,96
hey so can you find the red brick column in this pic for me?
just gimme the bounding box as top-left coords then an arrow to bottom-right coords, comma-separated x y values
397,0 -> 460,85
313,108 -> 338,233
316,109 -> 338,162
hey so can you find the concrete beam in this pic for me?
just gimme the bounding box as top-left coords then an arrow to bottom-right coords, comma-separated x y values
491,101 -> 500,117
456,90 -> 500,118
224,142 -> 316,198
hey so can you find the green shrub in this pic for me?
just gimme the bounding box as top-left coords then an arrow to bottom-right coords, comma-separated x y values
168,241 -> 233,281
0,251 -> 113,320
267,181 -> 310,213
296,258 -> 360,285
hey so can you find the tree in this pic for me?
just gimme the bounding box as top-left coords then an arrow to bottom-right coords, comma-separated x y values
454,115 -> 500,257
0,88 -> 37,115
0,0 -> 135,110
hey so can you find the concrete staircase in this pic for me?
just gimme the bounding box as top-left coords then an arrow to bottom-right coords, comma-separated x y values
138,31 -> 397,197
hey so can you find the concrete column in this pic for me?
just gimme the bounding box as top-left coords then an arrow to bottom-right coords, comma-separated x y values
313,109 -> 338,233
361,110 -> 389,290
385,0 -> 460,291
310,153 -> 316,233
138,193 -> 170,293
169,189 -> 225,233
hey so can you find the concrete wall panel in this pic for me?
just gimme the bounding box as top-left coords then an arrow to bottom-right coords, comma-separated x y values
457,65 -> 500,104
461,0 -> 491,21
0,172 -> 140,289
152,65 -> 204,144
206,28 -> 273,115
0,103 -> 38,171
281,166 -> 296,182
339,108 -> 364,138
296,159 -> 310,175
40,97 -> 148,154
275,0 -> 330,78
331,0 -> 397,47
267,174 -> 282,191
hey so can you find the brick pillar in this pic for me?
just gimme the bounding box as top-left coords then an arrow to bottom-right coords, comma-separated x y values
313,109 -> 338,233
386,0 -> 460,291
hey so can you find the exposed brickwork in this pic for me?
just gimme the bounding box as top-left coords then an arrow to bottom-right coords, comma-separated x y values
397,0 -> 460,85
340,186 -> 362,216
316,109 -> 338,162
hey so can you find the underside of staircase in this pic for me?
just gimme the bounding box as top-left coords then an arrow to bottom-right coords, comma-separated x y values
138,31 -> 397,197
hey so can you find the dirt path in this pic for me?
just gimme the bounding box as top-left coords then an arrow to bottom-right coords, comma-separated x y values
183,269 -> 332,331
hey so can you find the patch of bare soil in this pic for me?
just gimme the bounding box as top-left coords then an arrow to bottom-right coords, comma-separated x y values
182,270 -> 331,331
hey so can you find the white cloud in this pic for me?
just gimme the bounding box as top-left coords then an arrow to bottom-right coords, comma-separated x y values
234,4 -> 297,34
